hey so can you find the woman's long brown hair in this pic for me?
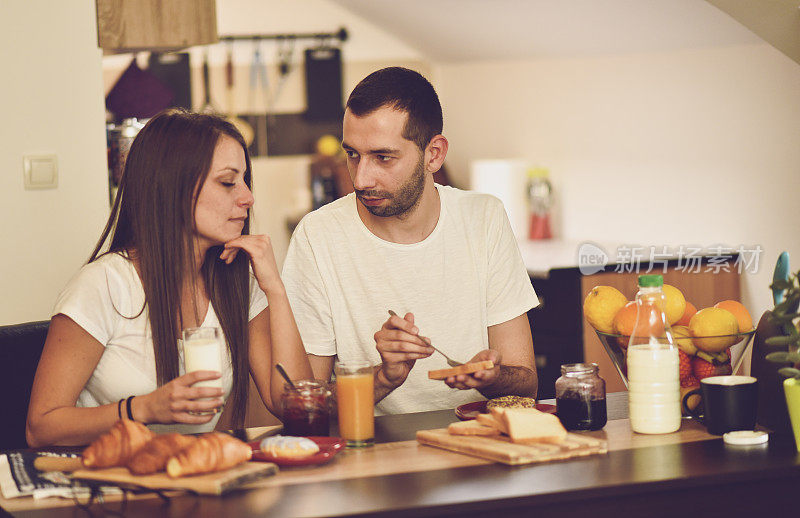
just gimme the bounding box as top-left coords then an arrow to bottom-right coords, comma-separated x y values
90,109 -> 253,427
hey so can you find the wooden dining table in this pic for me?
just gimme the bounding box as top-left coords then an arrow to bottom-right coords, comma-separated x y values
3,392 -> 800,517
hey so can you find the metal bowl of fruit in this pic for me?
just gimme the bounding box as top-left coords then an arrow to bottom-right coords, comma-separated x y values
594,329 -> 755,390
584,284 -> 756,398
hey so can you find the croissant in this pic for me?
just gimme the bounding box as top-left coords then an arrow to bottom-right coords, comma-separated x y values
82,419 -> 155,469
165,432 -> 252,478
127,433 -> 197,475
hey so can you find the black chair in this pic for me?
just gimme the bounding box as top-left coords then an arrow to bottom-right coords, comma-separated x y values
0,321 -> 49,451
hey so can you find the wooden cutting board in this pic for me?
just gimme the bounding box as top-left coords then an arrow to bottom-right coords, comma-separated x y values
416,429 -> 607,465
71,461 -> 277,495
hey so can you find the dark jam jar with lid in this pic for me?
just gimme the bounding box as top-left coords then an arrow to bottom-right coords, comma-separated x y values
555,363 -> 607,431
281,380 -> 332,437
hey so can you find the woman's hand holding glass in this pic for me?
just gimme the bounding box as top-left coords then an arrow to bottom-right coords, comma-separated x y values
134,370 -> 224,424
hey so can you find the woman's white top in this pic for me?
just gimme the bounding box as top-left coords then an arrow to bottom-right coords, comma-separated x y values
52,253 -> 268,434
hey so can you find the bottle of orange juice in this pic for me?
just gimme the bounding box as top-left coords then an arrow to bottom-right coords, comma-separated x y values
627,274 -> 681,434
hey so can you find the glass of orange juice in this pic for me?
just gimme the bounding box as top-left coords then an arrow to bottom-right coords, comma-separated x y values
335,361 -> 374,447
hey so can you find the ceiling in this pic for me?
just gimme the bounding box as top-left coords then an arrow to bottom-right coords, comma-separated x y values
329,0 -> 764,62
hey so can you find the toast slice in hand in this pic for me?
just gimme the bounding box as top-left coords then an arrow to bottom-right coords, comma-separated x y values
428,360 -> 494,380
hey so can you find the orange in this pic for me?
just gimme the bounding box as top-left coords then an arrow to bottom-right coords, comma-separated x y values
675,301 -> 697,327
689,307 -> 739,352
583,286 -> 628,334
613,301 -> 638,337
714,300 -> 753,332
614,300 -> 667,347
662,284 -> 687,326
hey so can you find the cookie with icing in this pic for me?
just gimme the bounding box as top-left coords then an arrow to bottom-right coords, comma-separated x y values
259,435 -> 320,459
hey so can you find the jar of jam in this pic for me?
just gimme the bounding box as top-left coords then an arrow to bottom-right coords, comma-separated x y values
281,380 -> 332,437
555,363 -> 607,431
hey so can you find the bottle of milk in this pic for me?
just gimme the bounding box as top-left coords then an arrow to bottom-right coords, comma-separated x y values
627,274 -> 681,434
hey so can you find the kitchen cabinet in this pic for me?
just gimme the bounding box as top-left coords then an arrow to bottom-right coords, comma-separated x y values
522,241 -> 741,397
527,270 -> 584,399
96,0 -> 218,52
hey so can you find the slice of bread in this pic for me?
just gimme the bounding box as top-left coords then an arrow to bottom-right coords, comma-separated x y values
428,360 -> 495,380
496,407 -> 567,445
476,412 -> 508,434
447,420 -> 501,437
487,407 -> 511,434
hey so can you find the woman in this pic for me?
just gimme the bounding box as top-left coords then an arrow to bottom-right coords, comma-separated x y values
26,109 -> 313,446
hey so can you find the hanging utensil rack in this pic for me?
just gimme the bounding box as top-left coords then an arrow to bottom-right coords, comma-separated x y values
219,27 -> 348,44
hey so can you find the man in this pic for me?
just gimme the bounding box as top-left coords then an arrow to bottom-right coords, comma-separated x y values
282,67 -> 539,414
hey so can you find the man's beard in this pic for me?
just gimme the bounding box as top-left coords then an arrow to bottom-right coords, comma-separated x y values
356,154 -> 426,218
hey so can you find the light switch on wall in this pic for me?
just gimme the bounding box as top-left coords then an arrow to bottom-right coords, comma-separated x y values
23,154 -> 58,190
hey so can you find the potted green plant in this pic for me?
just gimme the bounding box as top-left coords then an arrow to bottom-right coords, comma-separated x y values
765,270 -> 800,448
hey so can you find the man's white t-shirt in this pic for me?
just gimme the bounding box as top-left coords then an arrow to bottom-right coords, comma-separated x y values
282,185 -> 538,415
53,252 -> 269,434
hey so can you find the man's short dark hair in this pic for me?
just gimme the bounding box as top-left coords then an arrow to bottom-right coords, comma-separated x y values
346,67 -> 443,151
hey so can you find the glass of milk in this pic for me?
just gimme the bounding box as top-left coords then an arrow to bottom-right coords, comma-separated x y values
182,326 -> 224,415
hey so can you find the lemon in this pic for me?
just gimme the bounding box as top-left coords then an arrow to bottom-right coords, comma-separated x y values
689,307 -> 739,352
316,134 -> 342,157
662,284 -> 687,326
672,325 -> 697,356
583,286 -> 628,334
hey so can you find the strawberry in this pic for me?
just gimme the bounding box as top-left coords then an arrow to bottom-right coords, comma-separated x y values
691,356 -> 732,381
681,375 -> 700,388
679,349 -> 693,383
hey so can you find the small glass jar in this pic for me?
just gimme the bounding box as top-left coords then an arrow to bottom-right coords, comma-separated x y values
555,363 -> 607,431
280,380 -> 332,437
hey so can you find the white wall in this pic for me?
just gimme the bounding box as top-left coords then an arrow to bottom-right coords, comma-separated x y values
216,0 -> 423,63
437,44 -> 800,316
0,1 -> 109,325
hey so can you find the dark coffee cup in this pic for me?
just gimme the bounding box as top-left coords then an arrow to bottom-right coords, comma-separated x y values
682,375 -> 758,435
